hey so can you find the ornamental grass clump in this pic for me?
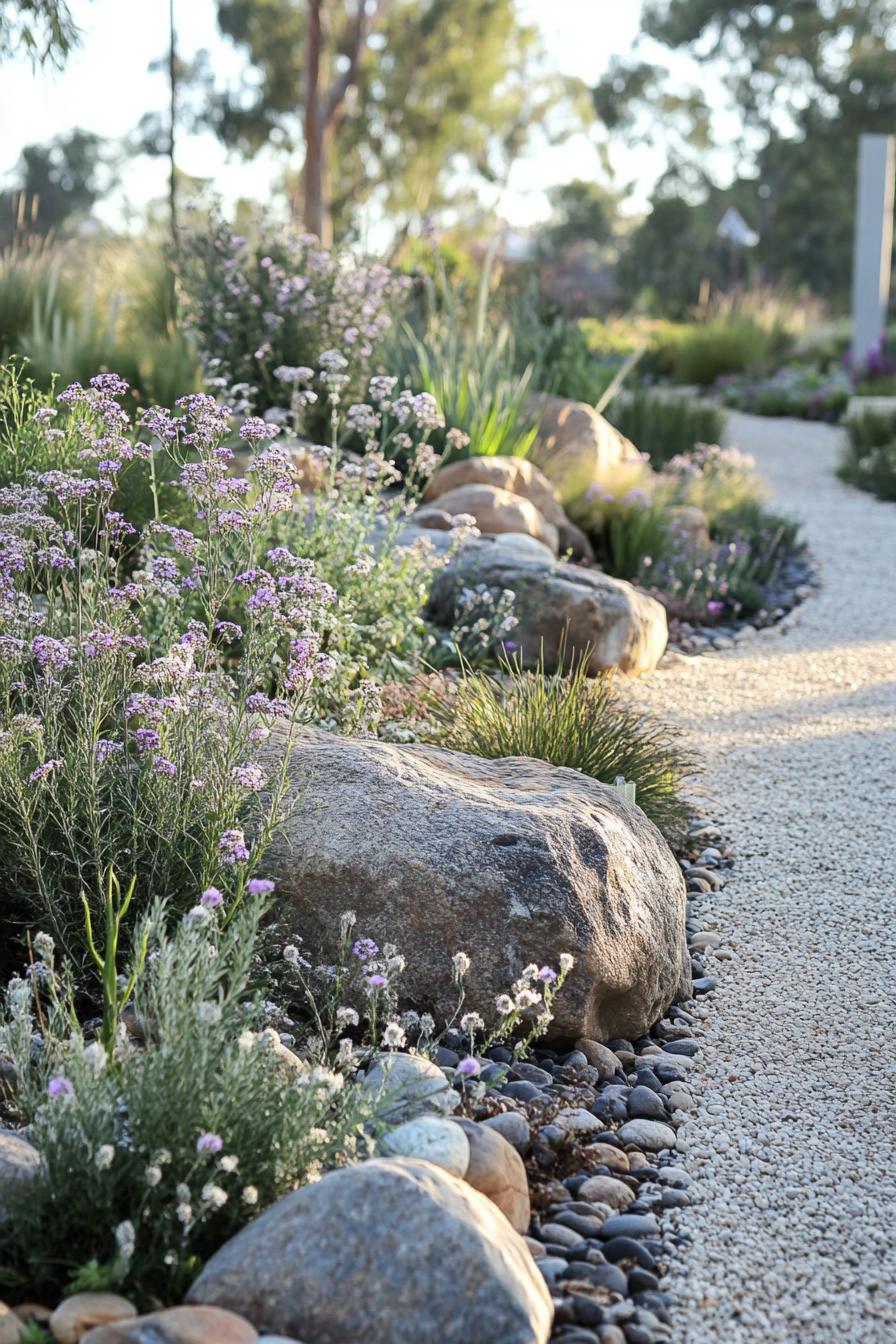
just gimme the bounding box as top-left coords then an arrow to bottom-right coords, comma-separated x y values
430,648 -> 693,841
0,892 -> 374,1304
0,373 -> 335,959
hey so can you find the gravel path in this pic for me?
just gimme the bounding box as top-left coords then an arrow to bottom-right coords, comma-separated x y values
641,413 -> 896,1342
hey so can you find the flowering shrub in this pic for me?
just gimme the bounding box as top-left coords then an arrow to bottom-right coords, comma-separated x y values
0,893 -> 374,1303
720,365 -> 851,422
0,374 -> 334,956
179,211 -> 406,441
428,582 -> 519,668
0,360 -> 83,487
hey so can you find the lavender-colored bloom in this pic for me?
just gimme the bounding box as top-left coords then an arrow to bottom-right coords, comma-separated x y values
247,878 -> 275,896
239,416 -> 280,443
134,728 -> 160,753
231,763 -> 265,792
218,829 -> 249,864
201,887 -> 224,908
456,1057 -> 480,1077
152,753 -> 177,778
537,965 -> 558,983
196,1132 -> 224,1153
94,738 -> 123,764
352,937 -> 379,962
365,973 -> 388,989
29,758 -> 64,784
48,1074 -> 74,1099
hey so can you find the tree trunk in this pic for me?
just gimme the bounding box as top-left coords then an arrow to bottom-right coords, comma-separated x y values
302,0 -> 326,240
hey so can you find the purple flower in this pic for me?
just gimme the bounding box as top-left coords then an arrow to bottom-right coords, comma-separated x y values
352,938 -> 379,962
456,1057 -> 480,1077
29,758 -> 64,784
247,878 -> 275,896
537,966 -> 558,983
365,974 -> 388,989
134,728 -> 160,753
95,739 -> 123,764
48,1075 -> 74,1099
218,829 -> 249,864
196,1132 -> 223,1153
200,887 -> 224,908
706,599 -> 725,616
239,416 -> 280,443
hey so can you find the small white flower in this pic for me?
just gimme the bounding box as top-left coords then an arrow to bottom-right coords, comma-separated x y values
201,1182 -> 228,1209
335,1006 -> 359,1028
521,963 -> 539,980
33,931 -> 55,961
176,1202 -> 192,1225
418,1013 -> 435,1036
95,1144 -> 115,1171
241,1185 -> 259,1206
381,1020 -> 406,1049
154,1148 -> 172,1165
339,910 -> 357,936
237,1030 -> 257,1052
114,1220 -> 136,1261
452,951 -> 471,978
283,945 -> 302,966
337,1037 -> 355,1066
145,1164 -> 163,1187
219,1154 -> 239,1173
176,1182 -> 191,1201
559,953 -> 575,974
460,1011 -> 484,1034
514,988 -> 539,1010
495,994 -> 515,1015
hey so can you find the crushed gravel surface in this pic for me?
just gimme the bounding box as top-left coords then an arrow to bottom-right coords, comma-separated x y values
639,413 -> 896,1342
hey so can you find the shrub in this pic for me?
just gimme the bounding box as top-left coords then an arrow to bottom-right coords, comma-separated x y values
0,375 -> 335,960
179,209 -> 403,441
0,892 -> 373,1303
839,411 -> 896,500
661,442 -> 767,519
670,314 -> 773,386
430,648 -> 693,841
720,365 -> 851,422
607,389 -> 725,467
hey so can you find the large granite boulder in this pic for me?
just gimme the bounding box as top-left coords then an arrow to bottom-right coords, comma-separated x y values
260,727 -> 689,1042
527,395 -> 642,505
428,544 -> 667,677
188,1158 -> 552,1344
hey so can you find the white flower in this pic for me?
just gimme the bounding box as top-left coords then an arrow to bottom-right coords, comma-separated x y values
521,963 -> 539,980
237,1030 -> 257,1052
335,1006 -> 359,1028
145,1165 -> 163,1187
114,1220 -> 135,1262
95,1144 -> 115,1171
460,1011 -> 484,1034
6,976 -> 31,1010
559,953 -> 575,974
452,951 -> 471,978
201,1182 -> 228,1209
419,1013 -> 435,1036
197,1001 -> 222,1026
176,1202 -> 192,1225
337,1037 -> 355,1066
33,931 -> 55,961
241,1185 -> 259,1206
82,1040 -> 107,1073
494,994 -> 515,1015
219,1154 -> 239,1173
339,910 -> 357,937
283,945 -> 302,966
381,1021 -> 406,1049
154,1148 -> 172,1165
514,988 -> 539,1010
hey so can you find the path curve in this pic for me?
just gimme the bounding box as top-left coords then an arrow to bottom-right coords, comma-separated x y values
639,412 -> 896,1342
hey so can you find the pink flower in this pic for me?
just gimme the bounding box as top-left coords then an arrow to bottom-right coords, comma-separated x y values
197,1132 -> 223,1153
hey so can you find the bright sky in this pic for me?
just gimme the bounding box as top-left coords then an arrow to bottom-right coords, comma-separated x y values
0,0 -> 719,233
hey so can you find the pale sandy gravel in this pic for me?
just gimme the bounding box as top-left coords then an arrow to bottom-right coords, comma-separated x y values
635,412 -> 896,1342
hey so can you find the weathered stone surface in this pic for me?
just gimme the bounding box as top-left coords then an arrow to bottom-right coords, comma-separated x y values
422,483 -> 559,553
187,1158 -> 553,1344
0,1303 -> 18,1344
424,456 -> 568,530
452,1117 -> 530,1232
427,545 -> 668,676
51,1293 -> 137,1343
379,1115 -> 471,1178
577,1175 -> 635,1209
82,1306 -> 257,1344
527,395 -> 641,505
362,1052 -> 459,1122
574,1038 -> 621,1080
0,1128 -> 39,1214
262,726 -> 689,1042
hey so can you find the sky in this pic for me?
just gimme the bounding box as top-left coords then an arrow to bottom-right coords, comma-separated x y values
0,0 -> 719,234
